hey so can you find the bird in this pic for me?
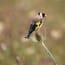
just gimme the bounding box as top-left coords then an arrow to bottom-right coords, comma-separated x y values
25,12 -> 47,39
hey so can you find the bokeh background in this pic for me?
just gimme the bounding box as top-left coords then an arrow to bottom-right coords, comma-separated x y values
0,0 -> 65,65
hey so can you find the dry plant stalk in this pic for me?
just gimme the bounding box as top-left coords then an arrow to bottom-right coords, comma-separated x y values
35,33 -> 58,65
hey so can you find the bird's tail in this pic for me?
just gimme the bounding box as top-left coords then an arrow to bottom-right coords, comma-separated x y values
25,23 -> 35,39
25,31 -> 32,39
25,33 -> 30,39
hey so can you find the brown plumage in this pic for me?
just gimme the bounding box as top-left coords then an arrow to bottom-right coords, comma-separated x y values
25,12 -> 47,38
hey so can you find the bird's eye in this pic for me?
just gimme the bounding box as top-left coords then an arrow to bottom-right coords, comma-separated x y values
38,12 -> 40,15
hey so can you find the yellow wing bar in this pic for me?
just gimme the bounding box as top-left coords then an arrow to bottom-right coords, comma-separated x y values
36,21 -> 41,30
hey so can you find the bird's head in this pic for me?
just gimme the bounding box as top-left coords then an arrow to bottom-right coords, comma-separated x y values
38,12 -> 47,19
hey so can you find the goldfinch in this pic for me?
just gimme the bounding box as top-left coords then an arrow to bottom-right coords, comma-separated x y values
25,12 -> 47,38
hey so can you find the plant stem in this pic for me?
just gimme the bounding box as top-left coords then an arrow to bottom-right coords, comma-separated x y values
41,41 -> 57,65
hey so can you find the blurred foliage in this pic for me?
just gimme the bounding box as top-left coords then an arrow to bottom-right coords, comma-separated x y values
0,0 -> 65,65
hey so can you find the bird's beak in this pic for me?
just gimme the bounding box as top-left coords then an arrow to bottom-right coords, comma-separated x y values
45,14 -> 47,17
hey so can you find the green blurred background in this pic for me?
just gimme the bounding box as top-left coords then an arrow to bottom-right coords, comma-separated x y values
0,0 -> 65,65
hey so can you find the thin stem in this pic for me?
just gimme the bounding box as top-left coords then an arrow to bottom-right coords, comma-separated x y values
41,41 -> 57,65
